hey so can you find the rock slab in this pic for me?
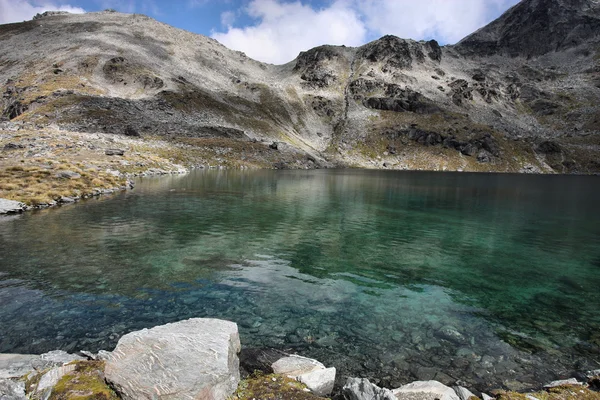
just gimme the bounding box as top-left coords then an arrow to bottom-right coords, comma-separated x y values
343,377 -> 396,400
104,318 -> 241,400
0,199 -> 25,215
393,380 -> 460,400
0,379 -> 26,400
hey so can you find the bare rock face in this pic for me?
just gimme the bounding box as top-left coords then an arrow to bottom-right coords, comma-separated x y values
104,318 -> 241,400
456,0 -> 600,57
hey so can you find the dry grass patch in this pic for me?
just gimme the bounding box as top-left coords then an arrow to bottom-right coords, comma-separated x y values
0,160 -> 125,205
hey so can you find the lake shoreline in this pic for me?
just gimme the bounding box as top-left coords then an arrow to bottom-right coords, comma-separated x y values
1,319 -> 599,400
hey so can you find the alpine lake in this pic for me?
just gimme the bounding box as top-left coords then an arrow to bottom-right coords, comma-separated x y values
1,169 -> 599,392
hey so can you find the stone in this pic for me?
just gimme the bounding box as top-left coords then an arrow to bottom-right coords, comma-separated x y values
55,170 -> 81,179
271,355 -> 335,396
105,149 -> 125,156
543,378 -> 581,388
453,386 -> 476,400
393,380 -> 460,400
0,199 -> 25,215
272,355 -> 325,376
104,318 -> 241,400
586,369 -> 600,379
34,364 -> 77,399
343,377 -> 396,400
0,354 -> 39,379
40,350 -> 84,365
0,379 -> 26,400
436,326 -> 467,344
297,367 -> 336,396
481,394 -> 494,400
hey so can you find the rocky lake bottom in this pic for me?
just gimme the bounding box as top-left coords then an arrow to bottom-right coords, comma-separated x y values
0,169 -> 599,393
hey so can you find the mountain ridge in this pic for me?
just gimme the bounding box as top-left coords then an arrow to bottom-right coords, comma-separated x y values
1,1 -> 599,205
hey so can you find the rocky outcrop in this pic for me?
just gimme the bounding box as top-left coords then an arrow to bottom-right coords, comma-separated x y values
104,318 -> 241,400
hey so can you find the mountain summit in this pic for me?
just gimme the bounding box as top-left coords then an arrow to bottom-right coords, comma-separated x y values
457,0 -> 600,57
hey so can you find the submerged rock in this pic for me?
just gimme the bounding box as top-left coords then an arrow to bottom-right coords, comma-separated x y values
343,377 -> 396,400
104,318 -> 241,400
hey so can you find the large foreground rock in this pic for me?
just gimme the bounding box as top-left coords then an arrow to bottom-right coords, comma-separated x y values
343,378 -> 396,400
104,318 -> 241,400
393,380 -> 460,400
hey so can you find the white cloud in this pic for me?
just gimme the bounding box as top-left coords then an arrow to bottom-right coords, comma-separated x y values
211,0 -> 520,65
358,0 -> 520,44
211,0 -> 367,65
0,0 -> 85,24
220,10 -> 235,27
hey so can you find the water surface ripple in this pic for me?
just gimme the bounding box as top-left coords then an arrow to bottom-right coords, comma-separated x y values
1,170 -> 599,391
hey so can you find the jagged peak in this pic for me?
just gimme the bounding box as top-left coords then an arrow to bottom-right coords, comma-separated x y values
456,0 -> 600,57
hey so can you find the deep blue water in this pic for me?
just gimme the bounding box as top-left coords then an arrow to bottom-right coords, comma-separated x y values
1,169 -> 599,391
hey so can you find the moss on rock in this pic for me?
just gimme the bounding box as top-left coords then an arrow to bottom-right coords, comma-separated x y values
49,360 -> 119,400
493,384 -> 600,400
230,372 -> 329,400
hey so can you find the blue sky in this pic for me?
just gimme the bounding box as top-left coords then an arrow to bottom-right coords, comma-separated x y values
1,0 -> 521,64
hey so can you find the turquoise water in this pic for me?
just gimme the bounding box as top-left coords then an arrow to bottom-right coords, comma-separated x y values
0,170 -> 599,391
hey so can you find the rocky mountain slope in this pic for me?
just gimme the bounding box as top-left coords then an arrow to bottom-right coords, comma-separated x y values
1,1 -> 599,204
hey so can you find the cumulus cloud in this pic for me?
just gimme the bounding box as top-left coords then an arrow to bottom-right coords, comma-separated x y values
211,0 -> 367,65
358,0 -> 520,44
0,0 -> 85,24
212,0 -> 520,65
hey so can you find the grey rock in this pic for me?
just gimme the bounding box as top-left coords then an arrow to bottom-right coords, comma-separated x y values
271,355 -> 335,396
40,350 -> 84,365
586,369 -> 600,378
482,394 -> 494,400
105,148 -> 125,156
0,379 -> 26,400
543,378 -> 582,388
104,318 -> 241,400
272,355 -> 325,376
343,377 -> 396,400
436,326 -> 467,344
393,380 -> 461,400
453,386 -> 476,400
0,354 -> 39,379
0,199 -> 25,215
33,364 -> 77,400
55,170 -> 81,179
297,367 -> 336,396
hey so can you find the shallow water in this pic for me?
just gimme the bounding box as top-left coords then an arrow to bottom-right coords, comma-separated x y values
1,169 -> 599,391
